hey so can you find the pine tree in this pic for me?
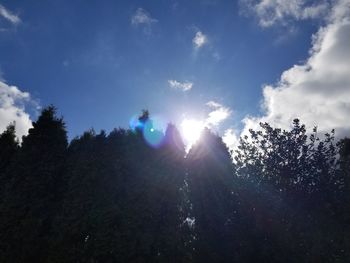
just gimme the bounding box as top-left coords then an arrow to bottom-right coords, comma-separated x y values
186,128 -> 238,262
0,106 -> 68,262
50,129 -> 124,262
0,124 -> 19,195
1,105 -> 348,262
119,114 -> 188,262
145,123 -> 189,262
0,124 -> 18,172
0,124 -> 19,258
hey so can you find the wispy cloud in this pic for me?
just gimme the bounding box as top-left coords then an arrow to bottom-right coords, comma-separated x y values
131,8 -> 157,26
0,4 -> 21,25
240,0 -> 330,27
212,51 -> 221,61
205,101 -> 231,127
168,79 -> 193,91
193,31 -> 208,49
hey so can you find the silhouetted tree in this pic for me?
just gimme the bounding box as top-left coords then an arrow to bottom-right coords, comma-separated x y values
121,115 -> 189,262
147,123 -> 190,262
234,119 -> 347,261
49,113 -> 190,263
337,138 -> 350,260
339,138 -> 350,199
0,106 -> 67,263
0,124 -> 19,196
0,124 -> 18,172
0,106 -> 349,263
186,128 -> 239,262
0,124 -> 20,258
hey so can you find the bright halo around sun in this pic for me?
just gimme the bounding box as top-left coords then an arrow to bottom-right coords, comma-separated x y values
181,118 -> 204,146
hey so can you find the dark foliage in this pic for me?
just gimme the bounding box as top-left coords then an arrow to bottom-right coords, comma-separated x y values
0,124 -> 19,197
0,109 -> 349,262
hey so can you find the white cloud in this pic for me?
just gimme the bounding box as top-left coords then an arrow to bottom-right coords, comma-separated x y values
222,128 -> 240,152
241,0 -> 350,140
206,101 -> 222,108
205,101 -> 231,127
193,31 -> 208,49
0,80 -> 33,139
240,0 -> 330,27
168,79 -> 193,91
131,8 -> 157,26
0,4 -> 21,25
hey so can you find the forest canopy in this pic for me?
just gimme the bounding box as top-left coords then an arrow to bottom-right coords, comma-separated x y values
0,106 -> 349,262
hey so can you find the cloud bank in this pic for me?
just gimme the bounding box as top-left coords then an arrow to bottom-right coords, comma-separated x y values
0,81 -> 33,139
240,0 -> 350,140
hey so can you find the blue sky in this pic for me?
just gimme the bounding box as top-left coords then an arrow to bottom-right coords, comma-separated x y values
1,0 -> 349,146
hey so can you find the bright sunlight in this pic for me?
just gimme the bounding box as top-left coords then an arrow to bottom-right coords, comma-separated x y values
181,118 -> 204,146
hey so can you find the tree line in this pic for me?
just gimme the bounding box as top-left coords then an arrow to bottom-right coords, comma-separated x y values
0,106 -> 349,262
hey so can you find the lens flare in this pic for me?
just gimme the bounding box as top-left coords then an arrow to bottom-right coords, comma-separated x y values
143,119 -> 165,148
130,114 -> 167,148
129,115 -> 143,131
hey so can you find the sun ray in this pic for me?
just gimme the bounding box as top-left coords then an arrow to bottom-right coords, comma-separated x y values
180,119 -> 204,149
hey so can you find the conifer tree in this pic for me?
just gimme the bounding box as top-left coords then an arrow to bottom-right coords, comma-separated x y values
50,129 -> 125,262
0,124 -> 18,172
0,105 -> 349,262
0,124 -> 19,258
0,124 -> 19,195
120,113 -> 188,262
146,123 -> 189,262
186,128 -> 238,262
0,106 -> 68,263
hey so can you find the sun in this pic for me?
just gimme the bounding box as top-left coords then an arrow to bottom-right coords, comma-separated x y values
181,118 -> 204,146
